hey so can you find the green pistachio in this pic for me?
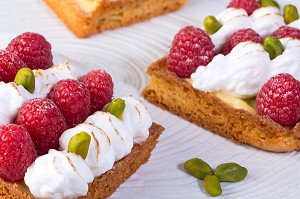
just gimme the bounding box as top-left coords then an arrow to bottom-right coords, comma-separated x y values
260,0 -> 280,9
105,98 -> 126,120
204,175 -> 222,197
284,4 -> 299,24
214,162 -> 248,182
263,36 -> 284,60
183,158 -> 213,180
14,67 -> 35,93
204,16 -> 222,35
67,131 -> 91,160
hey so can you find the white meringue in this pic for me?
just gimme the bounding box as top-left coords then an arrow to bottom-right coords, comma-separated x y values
191,41 -> 270,98
269,38 -> 300,80
24,149 -> 93,199
0,82 -> 29,124
59,123 -> 115,178
32,62 -> 75,98
85,111 -> 133,161
121,96 -> 153,144
211,7 -> 285,51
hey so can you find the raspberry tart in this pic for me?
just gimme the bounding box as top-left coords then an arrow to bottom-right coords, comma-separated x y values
143,0 -> 300,152
0,32 -> 164,198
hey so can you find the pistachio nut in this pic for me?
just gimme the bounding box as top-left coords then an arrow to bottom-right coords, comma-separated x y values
284,4 -> 299,24
214,162 -> 248,182
14,67 -> 35,93
67,131 -> 91,160
204,175 -> 222,197
105,98 -> 126,120
263,36 -> 284,60
260,0 -> 280,9
183,158 -> 213,180
204,16 -> 222,35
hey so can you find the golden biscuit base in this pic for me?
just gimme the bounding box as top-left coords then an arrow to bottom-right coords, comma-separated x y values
142,56 -> 300,152
44,0 -> 188,38
0,123 -> 164,199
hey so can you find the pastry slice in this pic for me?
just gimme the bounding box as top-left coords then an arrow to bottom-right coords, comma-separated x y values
0,32 -> 165,199
0,123 -> 164,198
143,56 -> 300,152
44,0 -> 188,37
143,0 -> 300,152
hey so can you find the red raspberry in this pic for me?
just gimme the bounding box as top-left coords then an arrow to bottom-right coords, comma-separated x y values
79,70 -> 114,113
16,98 -> 67,155
48,79 -> 91,128
6,32 -> 53,70
256,73 -> 300,127
227,0 -> 260,15
0,50 -> 25,82
221,28 -> 263,55
166,26 -> 216,78
0,124 -> 37,182
271,26 -> 300,40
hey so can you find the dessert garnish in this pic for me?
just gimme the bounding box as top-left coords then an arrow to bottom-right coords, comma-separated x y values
272,26 -> 300,39
24,149 -> 94,198
48,78 -> 91,128
263,36 -> 284,59
0,124 -> 37,182
184,158 -> 248,197
16,98 -> 67,155
6,32 -> 53,69
67,131 -> 91,159
284,4 -> 299,24
204,16 -> 222,35
79,69 -> 114,113
221,28 -> 263,55
260,0 -> 280,8
166,26 -> 216,78
204,175 -> 222,197
105,98 -> 126,120
256,73 -> 300,127
227,0 -> 260,15
14,67 -> 35,93
214,163 -> 248,182
184,158 -> 213,180
0,50 -> 25,82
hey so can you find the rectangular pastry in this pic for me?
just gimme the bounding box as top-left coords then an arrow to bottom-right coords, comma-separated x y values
0,32 -> 165,198
142,56 -> 300,152
44,0 -> 188,37
0,123 -> 164,199
143,1 -> 300,152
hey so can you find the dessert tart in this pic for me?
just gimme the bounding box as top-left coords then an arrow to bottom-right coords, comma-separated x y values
143,0 -> 300,152
44,0 -> 188,38
0,123 -> 163,199
0,32 -> 164,198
